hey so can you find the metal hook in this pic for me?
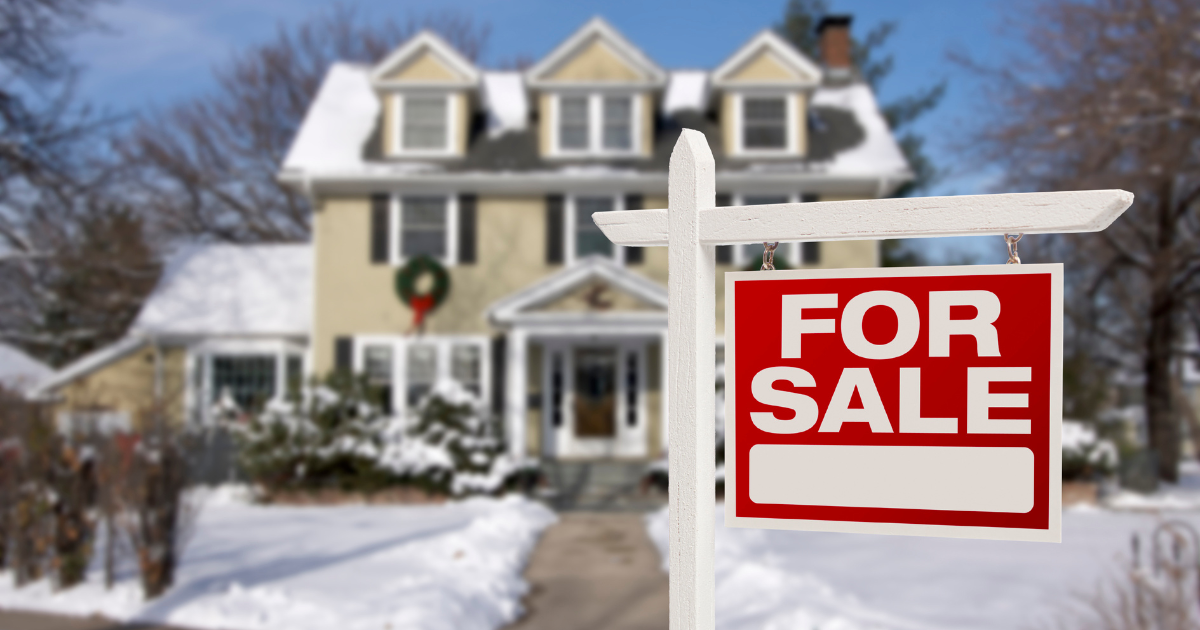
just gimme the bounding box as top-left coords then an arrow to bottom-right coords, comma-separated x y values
761,242 -> 779,271
1004,234 -> 1023,264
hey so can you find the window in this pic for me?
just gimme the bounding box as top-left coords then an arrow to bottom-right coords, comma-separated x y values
285,355 -> 303,402
743,97 -> 788,150
451,344 -> 482,398
212,355 -> 276,411
406,344 -> 437,410
364,345 -> 393,415
401,96 -> 448,150
554,93 -> 639,155
401,196 -> 447,258
575,197 -> 615,258
602,96 -> 632,150
559,97 -> 589,150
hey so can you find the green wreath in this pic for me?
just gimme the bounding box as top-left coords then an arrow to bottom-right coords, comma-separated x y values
395,255 -> 451,322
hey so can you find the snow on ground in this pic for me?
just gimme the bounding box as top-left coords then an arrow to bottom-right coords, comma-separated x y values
0,491 -> 556,630
648,505 -> 1200,630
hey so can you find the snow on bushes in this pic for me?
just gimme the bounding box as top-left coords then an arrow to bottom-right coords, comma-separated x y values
235,374 -> 519,497
1062,419 -> 1118,481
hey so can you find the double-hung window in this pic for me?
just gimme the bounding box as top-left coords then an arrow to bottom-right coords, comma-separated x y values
742,96 -> 788,150
555,94 -> 637,155
574,196 -> 616,258
400,196 -> 448,258
211,355 -> 276,411
406,344 -> 438,411
393,94 -> 453,155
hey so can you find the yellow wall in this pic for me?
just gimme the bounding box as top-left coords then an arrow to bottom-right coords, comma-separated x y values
721,93 -> 736,154
539,93 -> 553,156
53,345 -> 188,429
727,49 -> 799,82
795,93 -> 808,156
548,38 -> 644,82
387,50 -> 463,82
641,92 -> 655,157
313,195 -> 556,373
455,92 -> 469,155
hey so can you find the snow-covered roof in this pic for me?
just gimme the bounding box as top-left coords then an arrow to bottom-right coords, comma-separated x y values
811,84 -> 909,176
31,336 -> 147,397
131,243 -> 312,337
282,63 -> 378,173
481,72 -> 527,138
0,342 -> 52,394
663,71 -> 709,114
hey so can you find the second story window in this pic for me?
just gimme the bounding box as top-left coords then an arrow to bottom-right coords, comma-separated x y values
559,97 -> 590,150
392,93 -> 455,155
553,94 -> 639,156
401,196 -> 447,258
575,196 -> 615,257
602,96 -> 632,150
743,97 -> 787,150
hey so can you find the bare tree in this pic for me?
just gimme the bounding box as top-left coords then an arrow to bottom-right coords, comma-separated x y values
958,0 -> 1200,481
121,5 -> 491,243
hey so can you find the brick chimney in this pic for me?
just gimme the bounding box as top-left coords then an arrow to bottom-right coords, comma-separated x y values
817,15 -> 853,72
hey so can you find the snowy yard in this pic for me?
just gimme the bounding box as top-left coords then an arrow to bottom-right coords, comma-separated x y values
648,504 -> 1200,630
0,490 -> 556,630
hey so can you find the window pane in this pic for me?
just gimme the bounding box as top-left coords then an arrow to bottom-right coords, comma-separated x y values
602,96 -> 632,150
403,97 -> 447,149
212,355 -> 276,411
559,97 -> 589,150
364,345 -> 393,415
285,355 -> 303,401
406,344 -> 437,408
743,97 -> 787,149
451,344 -> 482,397
575,197 -> 614,258
401,196 -> 447,258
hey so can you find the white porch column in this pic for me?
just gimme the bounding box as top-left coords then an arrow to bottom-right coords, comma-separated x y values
667,130 -> 716,629
506,328 -> 528,460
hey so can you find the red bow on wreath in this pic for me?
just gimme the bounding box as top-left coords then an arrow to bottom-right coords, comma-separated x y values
395,255 -> 451,334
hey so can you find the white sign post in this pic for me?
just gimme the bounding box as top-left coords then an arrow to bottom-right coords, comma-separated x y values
593,129 -> 1133,630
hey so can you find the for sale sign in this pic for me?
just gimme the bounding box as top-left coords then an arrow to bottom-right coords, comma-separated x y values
724,264 -> 1062,542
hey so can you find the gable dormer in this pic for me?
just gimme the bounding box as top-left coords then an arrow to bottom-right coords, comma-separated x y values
526,18 -> 666,159
712,30 -> 822,159
371,31 -> 480,159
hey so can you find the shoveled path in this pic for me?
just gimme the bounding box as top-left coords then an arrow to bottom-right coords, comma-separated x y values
507,512 -> 667,630
0,609 -> 187,630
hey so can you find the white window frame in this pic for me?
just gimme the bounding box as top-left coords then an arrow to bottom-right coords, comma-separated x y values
352,335 -> 491,422
724,192 -> 819,267
389,193 -> 459,266
564,193 -> 626,265
390,92 -> 458,157
186,338 -> 307,425
549,92 -> 643,158
729,91 -> 800,158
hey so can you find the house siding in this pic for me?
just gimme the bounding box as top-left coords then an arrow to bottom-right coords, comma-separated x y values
53,345 -> 188,429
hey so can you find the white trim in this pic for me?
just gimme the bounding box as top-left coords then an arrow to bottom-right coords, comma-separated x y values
711,29 -> 822,89
547,92 -> 644,158
389,92 -> 458,158
352,334 -> 491,423
189,338 -> 306,424
487,255 -> 667,323
370,30 -> 480,87
525,17 -> 666,88
729,91 -> 800,158
390,193 -> 460,267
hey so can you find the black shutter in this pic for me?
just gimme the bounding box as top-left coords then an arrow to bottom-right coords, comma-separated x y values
335,337 -> 353,373
458,194 -> 477,264
623,194 -> 644,265
370,194 -> 389,264
714,193 -> 733,264
491,335 -> 506,415
546,194 -> 564,264
800,194 -> 820,264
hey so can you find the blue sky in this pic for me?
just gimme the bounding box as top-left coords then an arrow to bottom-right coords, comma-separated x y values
68,0 -> 1022,262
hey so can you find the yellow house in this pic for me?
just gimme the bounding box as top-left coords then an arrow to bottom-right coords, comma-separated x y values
38,16 -> 911,463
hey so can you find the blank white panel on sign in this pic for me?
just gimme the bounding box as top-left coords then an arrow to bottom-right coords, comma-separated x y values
749,444 -> 1034,513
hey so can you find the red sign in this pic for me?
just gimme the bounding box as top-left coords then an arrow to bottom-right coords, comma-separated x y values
724,265 -> 1062,542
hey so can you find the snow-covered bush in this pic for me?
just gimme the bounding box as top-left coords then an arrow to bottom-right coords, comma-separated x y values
1063,419 -> 1118,481
236,375 -> 519,497
234,372 -> 393,494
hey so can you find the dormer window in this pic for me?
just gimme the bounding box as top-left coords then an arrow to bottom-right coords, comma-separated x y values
392,93 -> 457,156
730,92 -> 798,156
551,93 -> 639,156
743,97 -> 787,149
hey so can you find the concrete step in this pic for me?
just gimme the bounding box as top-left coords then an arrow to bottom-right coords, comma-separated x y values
539,460 -> 665,512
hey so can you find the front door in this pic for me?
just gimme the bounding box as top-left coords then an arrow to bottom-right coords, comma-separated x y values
574,347 -> 617,438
